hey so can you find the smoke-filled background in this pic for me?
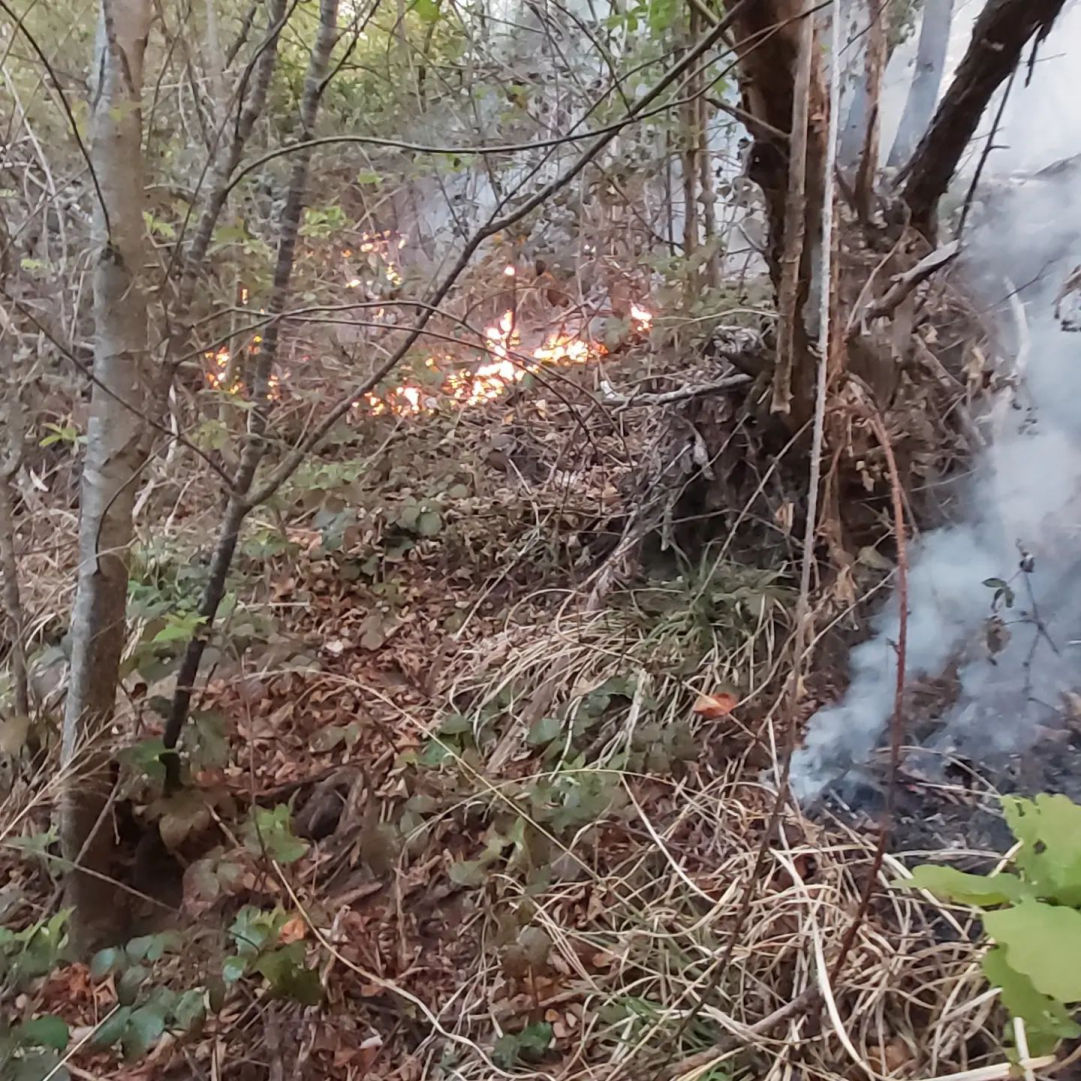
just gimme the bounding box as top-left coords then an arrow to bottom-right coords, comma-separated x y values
791,5 -> 1081,804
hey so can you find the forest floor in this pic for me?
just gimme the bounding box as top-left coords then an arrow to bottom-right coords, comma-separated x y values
1,288 -> 1017,1081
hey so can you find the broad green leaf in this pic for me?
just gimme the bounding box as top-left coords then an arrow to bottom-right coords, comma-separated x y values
173,988 -> 207,1030
416,510 -> 441,536
527,716 -> 563,747
983,946 -> 1081,1055
984,900 -> 1081,1002
93,1006 -> 132,1048
12,1049 -> 68,1081
117,964 -> 149,1005
17,1015 -> 70,1051
90,946 -> 123,979
123,1004 -> 167,1058
902,865 -> 1026,906
413,0 -> 440,20
1004,794 -> 1081,903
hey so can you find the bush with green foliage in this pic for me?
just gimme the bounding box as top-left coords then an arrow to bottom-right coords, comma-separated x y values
900,793 -> 1081,1055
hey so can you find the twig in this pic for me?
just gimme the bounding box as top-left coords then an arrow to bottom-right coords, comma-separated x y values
862,240 -> 961,321
958,69 -> 1016,237
599,372 -> 750,410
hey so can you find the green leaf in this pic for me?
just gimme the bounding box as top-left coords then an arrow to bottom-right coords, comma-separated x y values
152,612 -> 205,644
243,804 -> 309,864
124,1004 -> 167,1058
527,716 -> 563,748
1004,794 -> 1081,903
172,988 -> 206,1030
984,900 -> 1081,1002
413,0 -> 440,20
493,1021 -> 552,1067
93,1006 -> 133,1048
17,1015 -> 70,1051
117,964 -> 150,1005
983,946 -> 1081,1055
222,955 -> 247,982
256,945 -> 322,1006
416,510 -> 441,536
12,1049 -> 68,1081
90,946 -> 123,979
438,712 -> 471,736
448,859 -> 487,887
901,865 -> 1027,906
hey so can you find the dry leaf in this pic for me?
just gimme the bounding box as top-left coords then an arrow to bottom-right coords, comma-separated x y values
692,692 -> 738,718
279,916 -> 307,944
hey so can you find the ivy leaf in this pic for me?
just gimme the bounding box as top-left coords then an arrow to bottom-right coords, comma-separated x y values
984,900 -> 1081,1002
17,1015 -> 70,1051
983,946 -> 1081,1056
901,865 -> 1027,906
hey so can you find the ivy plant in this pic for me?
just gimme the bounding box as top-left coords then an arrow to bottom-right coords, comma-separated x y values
899,793 -> 1081,1055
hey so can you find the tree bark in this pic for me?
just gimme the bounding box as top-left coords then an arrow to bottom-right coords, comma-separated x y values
900,0 -> 1066,237
729,0 -> 828,423
60,0 -> 152,951
853,0 -> 887,222
887,0 -> 955,168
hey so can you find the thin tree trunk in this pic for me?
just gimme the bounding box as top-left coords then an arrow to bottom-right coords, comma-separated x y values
900,0 -> 1066,237
887,0 -> 955,168
854,0 -> 887,221
773,8 -> 814,415
61,0 -> 152,951
161,0 -> 340,789
729,0 -> 829,425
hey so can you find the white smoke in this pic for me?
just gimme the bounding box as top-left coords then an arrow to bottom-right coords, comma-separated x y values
791,11 -> 1081,803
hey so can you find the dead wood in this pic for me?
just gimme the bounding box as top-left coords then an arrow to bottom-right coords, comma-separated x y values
900,0 -> 1067,238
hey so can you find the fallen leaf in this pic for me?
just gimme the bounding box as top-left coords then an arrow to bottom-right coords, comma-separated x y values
692,692 -> 738,718
279,916 -> 307,944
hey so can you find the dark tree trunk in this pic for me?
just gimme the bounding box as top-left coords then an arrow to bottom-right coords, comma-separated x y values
900,0 -> 1066,237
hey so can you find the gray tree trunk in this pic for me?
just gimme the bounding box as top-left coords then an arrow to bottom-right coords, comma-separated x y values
60,0 -> 152,951
888,0 -> 955,167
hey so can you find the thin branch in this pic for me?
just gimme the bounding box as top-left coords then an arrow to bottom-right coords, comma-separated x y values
0,0 -> 111,235
247,0 -> 752,509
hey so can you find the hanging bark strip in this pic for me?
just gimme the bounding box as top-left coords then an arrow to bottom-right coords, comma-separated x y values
900,0 -> 1066,238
